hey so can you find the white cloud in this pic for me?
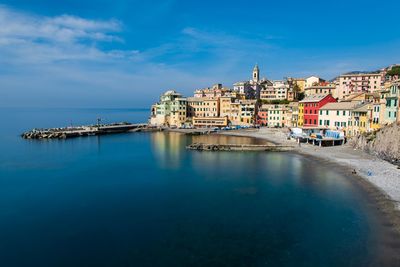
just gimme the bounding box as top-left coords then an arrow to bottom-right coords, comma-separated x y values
2,5 -> 396,109
0,5 -> 121,44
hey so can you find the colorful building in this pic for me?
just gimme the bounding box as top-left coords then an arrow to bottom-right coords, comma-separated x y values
192,117 -> 228,127
305,76 -> 325,88
304,85 -> 338,99
267,105 -> 287,127
239,100 -> 257,125
298,102 -> 304,127
348,103 -> 373,136
187,97 -> 219,118
384,79 -> 399,124
371,99 -> 386,130
300,94 -> 337,127
337,73 -> 383,100
150,90 -> 187,127
318,102 -> 357,132
286,102 -> 299,127
193,84 -> 231,98
257,104 -> 269,126
260,80 -> 288,101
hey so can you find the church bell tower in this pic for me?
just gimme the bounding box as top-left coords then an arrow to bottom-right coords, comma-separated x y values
252,64 -> 260,83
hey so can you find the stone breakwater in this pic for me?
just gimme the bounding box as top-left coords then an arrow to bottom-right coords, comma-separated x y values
21,123 -> 149,139
186,143 -> 294,152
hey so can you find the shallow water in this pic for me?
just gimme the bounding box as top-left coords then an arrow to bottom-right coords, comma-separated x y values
0,108 -> 385,266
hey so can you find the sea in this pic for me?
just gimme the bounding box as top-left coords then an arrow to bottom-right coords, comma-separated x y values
0,107 -> 387,266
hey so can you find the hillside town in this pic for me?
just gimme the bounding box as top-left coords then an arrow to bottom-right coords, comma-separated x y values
149,64 -> 400,138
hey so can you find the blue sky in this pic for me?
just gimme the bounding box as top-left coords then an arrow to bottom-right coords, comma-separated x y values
0,0 -> 399,108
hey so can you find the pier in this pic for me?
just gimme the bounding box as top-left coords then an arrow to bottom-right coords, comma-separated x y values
305,136 -> 346,147
186,143 -> 294,152
21,123 -> 151,139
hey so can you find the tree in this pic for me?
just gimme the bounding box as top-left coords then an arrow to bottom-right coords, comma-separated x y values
387,66 -> 400,76
297,92 -> 305,101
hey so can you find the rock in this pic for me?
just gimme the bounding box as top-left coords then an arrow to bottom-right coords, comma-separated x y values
350,122 -> 400,164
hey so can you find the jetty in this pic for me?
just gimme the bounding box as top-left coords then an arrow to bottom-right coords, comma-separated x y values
21,122 -> 152,139
186,143 -> 294,152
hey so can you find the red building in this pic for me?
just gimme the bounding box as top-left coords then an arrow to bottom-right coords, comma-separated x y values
256,105 -> 269,126
300,94 -> 336,127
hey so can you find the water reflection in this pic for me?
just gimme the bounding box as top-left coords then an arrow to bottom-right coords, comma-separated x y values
150,132 -> 187,169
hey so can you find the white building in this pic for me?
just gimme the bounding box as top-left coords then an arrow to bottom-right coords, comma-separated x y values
260,80 -> 288,101
305,76 -> 324,88
318,102 -> 357,130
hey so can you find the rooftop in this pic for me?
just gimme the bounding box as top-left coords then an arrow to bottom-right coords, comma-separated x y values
299,94 -> 331,103
163,90 -> 181,96
352,103 -> 372,113
187,97 -> 219,101
304,85 -> 335,89
320,102 -> 357,110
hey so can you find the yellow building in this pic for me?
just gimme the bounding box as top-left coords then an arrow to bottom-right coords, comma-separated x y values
298,102 -> 304,127
228,102 -> 241,125
290,78 -> 306,92
187,97 -> 219,118
239,100 -> 257,125
348,103 -> 373,136
219,97 -> 233,117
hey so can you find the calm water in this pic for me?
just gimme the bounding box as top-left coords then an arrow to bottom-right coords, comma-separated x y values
0,108 -> 383,266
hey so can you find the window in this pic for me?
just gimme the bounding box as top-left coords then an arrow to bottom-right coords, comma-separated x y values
320,110 -> 322,115
326,120 -> 330,126
314,119 -> 316,125
319,120 -> 322,125
326,110 -> 329,115
343,111 -> 346,116
337,111 -> 339,116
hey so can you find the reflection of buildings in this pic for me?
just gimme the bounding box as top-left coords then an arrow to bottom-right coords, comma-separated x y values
150,132 -> 187,169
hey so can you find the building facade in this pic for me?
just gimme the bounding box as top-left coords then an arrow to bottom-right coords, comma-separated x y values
239,100 -> 257,125
337,73 -> 383,100
304,85 -> 337,99
384,79 -> 399,124
187,97 -> 219,118
318,102 -> 357,132
305,76 -> 324,88
287,102 -> 299,127
348,103 -> 373,136
260,80 -> 288,101
257,104 -> 269,126
150,90 -> 187,127
300,94 -> 337,127
267,105 -> 287,127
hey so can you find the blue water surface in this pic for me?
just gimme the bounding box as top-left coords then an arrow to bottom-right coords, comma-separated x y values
0,108 -> 380,267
